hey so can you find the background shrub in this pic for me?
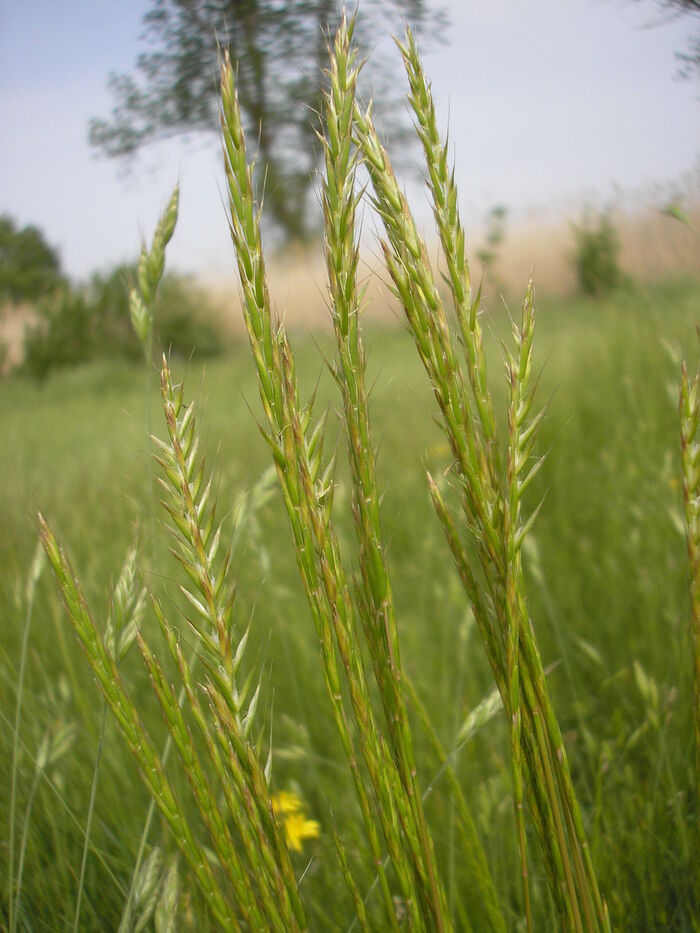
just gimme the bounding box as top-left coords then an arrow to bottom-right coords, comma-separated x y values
154,272 -> 225,359
573,212 -> 622,296
21,266 -> 227,379
0,215 -> 64,304
22,289 -> 94,379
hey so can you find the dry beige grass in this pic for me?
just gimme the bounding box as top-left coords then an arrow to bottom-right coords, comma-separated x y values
204,203 -> 700,333
484,204 -> 700,297
0,304 -> 37,375
205,243 -> 403,334
4,204 -> 698,375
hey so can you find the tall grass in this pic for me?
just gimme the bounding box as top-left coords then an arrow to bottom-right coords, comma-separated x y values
4,9 -> 698,932
680,346 -> 700,814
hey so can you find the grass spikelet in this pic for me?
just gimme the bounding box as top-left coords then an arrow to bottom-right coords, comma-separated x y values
104,536 -> 147,662
137,186 -> 179,313
117,846 -> 162,933
130,184 -> 179,358
154,859 -> 179,933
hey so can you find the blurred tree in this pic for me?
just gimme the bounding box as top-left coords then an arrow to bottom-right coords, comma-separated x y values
0,215 -> 64,304
644,0 -> 700,11
90,0 -> 446,243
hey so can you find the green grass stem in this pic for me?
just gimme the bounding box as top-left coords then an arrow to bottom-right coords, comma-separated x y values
7,542 -> 44,933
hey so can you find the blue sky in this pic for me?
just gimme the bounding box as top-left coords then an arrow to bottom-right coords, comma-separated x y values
0,0 -> 697,280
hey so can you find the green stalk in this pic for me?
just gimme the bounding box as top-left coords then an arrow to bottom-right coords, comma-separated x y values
321,16 -> 448,929
680,358 -> 700,816
403,674 -> 506,933
129,186 -> 179,567
13,765 -> 42,932
146,346 -> 156,567
7,542 -> 43,933
333,829 -> 371,933
503,287 -> 538,933
122,186 -> 179,929
72,704 -> 107,933
397,29 -> 498,484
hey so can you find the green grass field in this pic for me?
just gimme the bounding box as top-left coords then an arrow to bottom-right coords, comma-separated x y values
2,276 -> 699,930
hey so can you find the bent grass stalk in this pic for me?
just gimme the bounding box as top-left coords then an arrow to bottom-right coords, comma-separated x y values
40,339 -> 312,929
0,705 -> 128,898
13,724 -> 76,931
38,514 -> 239,929
39,276 -> 307,929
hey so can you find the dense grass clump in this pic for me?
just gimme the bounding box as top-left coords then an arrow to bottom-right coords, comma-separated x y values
2,11 -> 699,932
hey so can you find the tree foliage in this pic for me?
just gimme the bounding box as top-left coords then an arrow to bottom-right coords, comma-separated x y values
0,215 -> 63,304
629,0 -> 700,79
89,0 -> 445,241
649,0 -> 700,12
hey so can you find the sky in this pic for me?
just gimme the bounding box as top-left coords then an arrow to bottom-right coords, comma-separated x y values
0,0 -> 698,282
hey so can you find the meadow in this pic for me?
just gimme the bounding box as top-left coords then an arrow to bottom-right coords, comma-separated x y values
2,18 -> 700,932
1,273 -> 698,930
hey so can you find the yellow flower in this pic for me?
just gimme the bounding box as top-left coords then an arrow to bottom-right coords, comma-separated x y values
272,791 -> 320,852
282,811 -> 321,852
272,790 -> 302,815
